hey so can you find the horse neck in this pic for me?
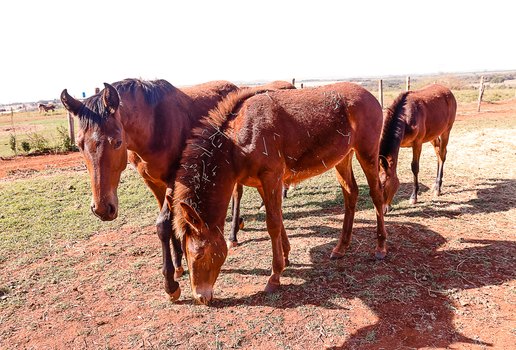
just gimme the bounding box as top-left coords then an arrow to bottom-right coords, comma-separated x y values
177,131 -> 238,226
119,92 -> 195,158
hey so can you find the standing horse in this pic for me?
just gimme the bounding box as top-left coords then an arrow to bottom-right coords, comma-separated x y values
61,79 -> 239,301
169,82 -> 387,305
379,84 -> 456,210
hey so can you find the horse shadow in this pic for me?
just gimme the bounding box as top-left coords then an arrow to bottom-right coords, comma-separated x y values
390,178 -> 516,218
215,217 -> 514,349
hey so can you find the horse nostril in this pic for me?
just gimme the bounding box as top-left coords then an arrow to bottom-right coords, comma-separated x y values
108,204 -> 116,217
91,203 -> 97,213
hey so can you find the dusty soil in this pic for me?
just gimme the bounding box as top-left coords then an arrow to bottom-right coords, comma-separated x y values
0,152 -> 84,179
0,100 -> 515,349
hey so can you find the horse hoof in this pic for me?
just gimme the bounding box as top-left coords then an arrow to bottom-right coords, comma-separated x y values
433,190 -> 441,197
409,197 -> 417,205
168,285 -> 181,302
227,240 -> 238,249
174,267 -> 184,279
264,281 -> 280,294
375,250 -> 387,260
284,259 -> 290,267
330,250 -> 345,260
239,218 -> 245,230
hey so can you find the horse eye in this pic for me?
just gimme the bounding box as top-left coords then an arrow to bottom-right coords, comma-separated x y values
113,140 -> 122,149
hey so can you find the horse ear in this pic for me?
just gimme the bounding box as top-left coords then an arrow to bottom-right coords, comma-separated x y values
179,202 -> 203,234
60,89 -> 83,115
102,83 -> 120,115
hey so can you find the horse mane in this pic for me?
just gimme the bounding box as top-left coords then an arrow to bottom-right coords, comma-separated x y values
173,87 -> 266,238
379,91 -> 410,162
77,78 -> 176,129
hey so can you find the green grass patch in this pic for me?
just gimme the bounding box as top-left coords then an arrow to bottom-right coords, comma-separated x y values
0,109 -> 71,156
0,168 -> 157,264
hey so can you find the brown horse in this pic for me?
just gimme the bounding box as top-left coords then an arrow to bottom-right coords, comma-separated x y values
61,78 -> 238,301
39,103 -> 56,113
379,84 -> 456,210
228,80 -> 296,247
169,82 -> 387,304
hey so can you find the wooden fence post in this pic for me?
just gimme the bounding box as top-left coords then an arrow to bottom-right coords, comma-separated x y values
406,76 -> 411,91
477,76 -> 485,112
378,79 -> 383,108
300,83 -> 304,89
67,112 -> 75,146
10,107 -> 17,155
292,78 -> 295,86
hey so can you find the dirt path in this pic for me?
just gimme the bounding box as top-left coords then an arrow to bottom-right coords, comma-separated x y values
0,152 -> 84,179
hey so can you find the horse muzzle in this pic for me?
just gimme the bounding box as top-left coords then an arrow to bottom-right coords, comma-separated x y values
193,288 -> 214,305
91,200 -> 118,221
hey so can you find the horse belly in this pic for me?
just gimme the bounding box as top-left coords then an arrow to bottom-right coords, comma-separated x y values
284,138 -> 351,184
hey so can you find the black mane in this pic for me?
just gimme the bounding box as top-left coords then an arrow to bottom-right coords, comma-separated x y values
379,91 -> 410,160
77,78 -> 175,129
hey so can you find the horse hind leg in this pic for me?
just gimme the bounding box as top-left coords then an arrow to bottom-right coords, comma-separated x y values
432,132 -> 450,196
409,143 -> 422,205
228,184 -> 244,248
331,152 -> 358,259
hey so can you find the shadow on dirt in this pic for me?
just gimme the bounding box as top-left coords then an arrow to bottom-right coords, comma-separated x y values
389,178 -> 516,218
217,218 -> 515,348
215,176 -> 516,348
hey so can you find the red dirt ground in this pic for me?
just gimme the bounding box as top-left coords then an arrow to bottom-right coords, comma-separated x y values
0,99 -> 515,349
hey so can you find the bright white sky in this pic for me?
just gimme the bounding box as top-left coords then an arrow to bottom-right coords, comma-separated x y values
0,0 -> 513,104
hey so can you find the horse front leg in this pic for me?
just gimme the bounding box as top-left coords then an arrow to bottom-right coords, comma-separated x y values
331,152 -> 358,259
156,203 -> 181,301
260,176 -> 287,293
257,185 -> 290,267
356,151 -> 388,260
409,143 -> 422,205
228,183 -> 244,248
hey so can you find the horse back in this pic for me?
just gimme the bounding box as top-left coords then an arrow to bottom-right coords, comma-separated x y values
404,84 -> 456,144
232,82 -> 382,183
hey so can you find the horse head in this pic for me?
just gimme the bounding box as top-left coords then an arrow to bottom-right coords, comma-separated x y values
173,201 -> 228,305
61,83 -> 127,221
379,155 -> 399,213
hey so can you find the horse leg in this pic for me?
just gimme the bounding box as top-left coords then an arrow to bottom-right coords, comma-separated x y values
331,152 -> 358,259
155,203 -> 181,301
282,185 -> 289,199
409,143 -> 422,205
228,184 -> 244,248
259,177 -> 288,293
135,167 -> 184,280
355,151 -> 388,260
433,132 -> 450,196
257,186 -> 290,267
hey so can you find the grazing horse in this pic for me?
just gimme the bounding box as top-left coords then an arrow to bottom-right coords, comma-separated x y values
169,82 -> 387,305
379,84 -> 456,210
61,79 -> 239,301
39,103 -> 56,114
